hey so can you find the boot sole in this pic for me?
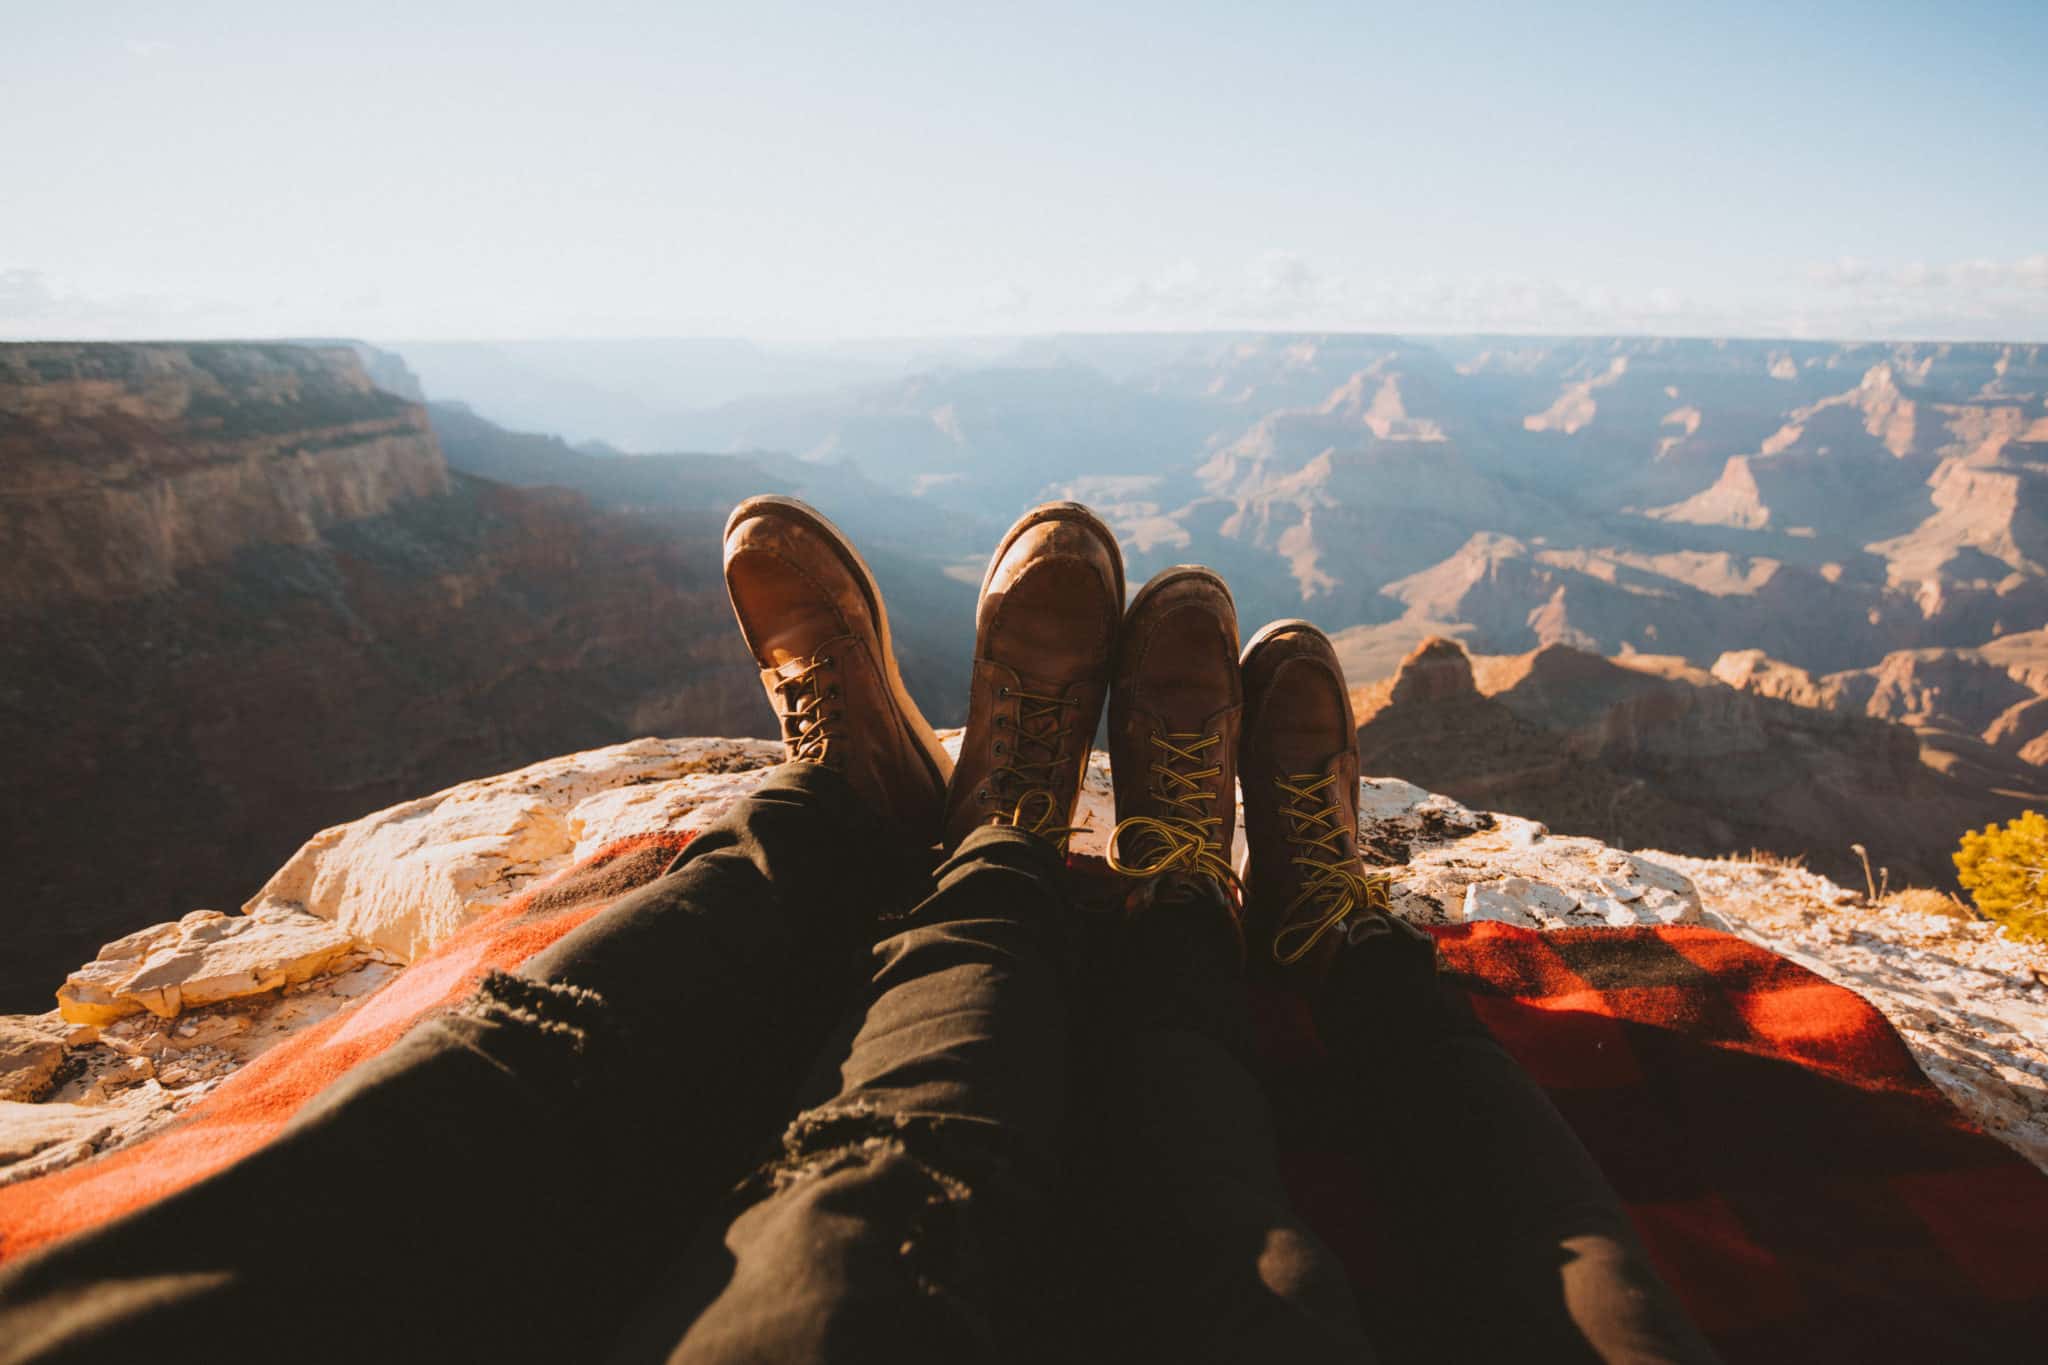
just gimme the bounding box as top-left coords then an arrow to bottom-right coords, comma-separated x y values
724,495 -> 954,791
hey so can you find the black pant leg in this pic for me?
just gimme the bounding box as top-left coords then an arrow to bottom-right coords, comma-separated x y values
1077,888 -> 1376,1365
1316,918 -> 1722,1365
0,763 -> 908,1365
656,824 -> 1074,1365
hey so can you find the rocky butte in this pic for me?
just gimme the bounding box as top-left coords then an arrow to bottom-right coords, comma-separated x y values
1354,636 -> 2044,891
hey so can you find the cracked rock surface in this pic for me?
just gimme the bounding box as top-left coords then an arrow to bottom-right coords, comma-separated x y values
246,736 -> 786,962
58,906 -> 366,1026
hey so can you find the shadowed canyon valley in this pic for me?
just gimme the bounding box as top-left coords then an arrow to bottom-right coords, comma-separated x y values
4,334 -> 2044,1007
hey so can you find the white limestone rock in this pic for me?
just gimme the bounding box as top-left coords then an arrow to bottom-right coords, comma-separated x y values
0,1018 -> 70,1103
1355,776 -> 1494,842
1463,878 -> 1575,927
57,906 -> 365,1026
0,1079 -> 212,1189
0,958 -> 401,1187
246,736 -> 785,962
1343,782 -> 1702,929
0,1098 -> 119,1168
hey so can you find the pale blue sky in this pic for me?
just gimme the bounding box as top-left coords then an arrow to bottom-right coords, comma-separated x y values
4,0 -> 2045,341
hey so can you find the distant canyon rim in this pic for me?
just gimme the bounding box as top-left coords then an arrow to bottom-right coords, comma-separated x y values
1,332 -> 2043,1007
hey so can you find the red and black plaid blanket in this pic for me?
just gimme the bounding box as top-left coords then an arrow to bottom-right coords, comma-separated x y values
1259,923 -> 2048,1360
4,831 -> 2045,1359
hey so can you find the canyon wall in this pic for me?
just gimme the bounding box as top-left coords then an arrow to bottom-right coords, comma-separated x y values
0,344 -> 449,607
0,343 -> 769,1009
11,333 -> 2046,1008
1355,637 -> 2040,890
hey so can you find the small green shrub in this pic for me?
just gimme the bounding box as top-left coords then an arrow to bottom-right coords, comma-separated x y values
1954,811 -> 2048,943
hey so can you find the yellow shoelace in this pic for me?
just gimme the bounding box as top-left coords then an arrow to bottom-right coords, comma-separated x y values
1273,772 -> 1391,964
1108,732 -> 1243,905
997,788 -> 1088,850
987,687 -> 1085,851
772,656 -> 841,764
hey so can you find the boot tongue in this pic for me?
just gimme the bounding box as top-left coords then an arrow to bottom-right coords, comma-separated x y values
997,665 -> 1084,747
1006,664 -> 1081,699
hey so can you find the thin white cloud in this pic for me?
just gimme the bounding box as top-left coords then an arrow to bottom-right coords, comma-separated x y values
0,267 -> 225,339
973,278 -> 1032,318
1081,250 -> 2048,340
1103,259 -> 1211,317
9,246 -> 2046,344
1094,257 -> 1726,334
1779,252 -> 2048,340
1241,250 -> 1321,318
1812,254 -> 2048,291
123,39 -> 175,58
0,269 -> 61,321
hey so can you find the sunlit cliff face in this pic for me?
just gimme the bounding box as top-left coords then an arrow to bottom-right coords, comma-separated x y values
0,343 -> 769,1008
0,344 -> 448,608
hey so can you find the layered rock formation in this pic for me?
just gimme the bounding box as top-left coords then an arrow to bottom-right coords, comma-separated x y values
1988,698 -> 2048,767
0,343 -> 785,1010
5,733 -> 2042,1189
1983,626 -> 2048,693
408,333 -> 2048,880
551,335 -> 2048,672
1354,638 -> 2040,890
1713,634 -> 2048,771
11,328 -> 2046,1059
0,344 -> 448,608
423,399 -> 977,719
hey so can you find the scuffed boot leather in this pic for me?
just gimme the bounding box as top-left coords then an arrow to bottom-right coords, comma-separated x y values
944,502 -> 1124,852
723,495 -> 952,847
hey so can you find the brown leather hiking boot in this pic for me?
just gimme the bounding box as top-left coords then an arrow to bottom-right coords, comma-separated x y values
944,502 -> 1124,852
723,496 -> 953,846
1239,619 -> 1391,974
1106,567 -> 1243,913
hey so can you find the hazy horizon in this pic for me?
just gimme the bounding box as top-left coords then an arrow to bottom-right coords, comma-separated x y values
6,1 -> 2046,343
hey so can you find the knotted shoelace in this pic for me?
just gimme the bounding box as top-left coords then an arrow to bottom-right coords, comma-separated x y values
772,656 -> 842,764
996,787 -> 1089,850
1272,771 -> 1392,964
986,686 -> 1086,851
1109,731 -> 1243,907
